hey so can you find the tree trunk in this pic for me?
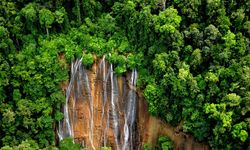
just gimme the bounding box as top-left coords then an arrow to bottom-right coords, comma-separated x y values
46,28 -> 49,37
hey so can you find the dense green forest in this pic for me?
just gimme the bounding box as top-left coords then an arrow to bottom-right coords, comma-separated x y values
0,0 -> 249,149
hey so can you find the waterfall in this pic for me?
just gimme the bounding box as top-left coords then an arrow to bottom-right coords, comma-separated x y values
59,58 -> 139,150
99,56 -> 110,147
110,64 -> 121,150
58,58 -> 82,139
123,69 -> 138,150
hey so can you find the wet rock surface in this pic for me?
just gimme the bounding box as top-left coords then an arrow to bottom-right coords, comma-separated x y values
59,58 -> 209,150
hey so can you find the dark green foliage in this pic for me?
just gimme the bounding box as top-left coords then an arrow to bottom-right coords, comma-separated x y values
0,0 -> 249,149
39,8 -> 54,36
156,136 -> 173,150
109,0 -> 250,149
143,136 -> 173,150
143,144 -> 153,150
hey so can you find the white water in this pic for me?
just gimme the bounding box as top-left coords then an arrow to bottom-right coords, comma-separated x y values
123,69 -> 138,150
99,56 -> 110,147
58,58 -> 82,140
59,58 -> 138,150
110,64 -> 121,150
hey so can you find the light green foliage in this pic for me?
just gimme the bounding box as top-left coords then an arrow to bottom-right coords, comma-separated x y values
190,49 -> 202,68
223,31 -> 236,48
21,3 -> 37,22
178,68 -> 190,81
153,53 -> 168,74
98,14 -> 116,34
101,147 -> 112,150
204,103 -> 233,129
2,109 -> 15,124
232,122 -> 248,142
0,140 -> 58,150
154,7 -> 181,33
127,53 -> 143,69
54,8 -> 65,24
39,9 -> 54,28
205,72 -> 219,83
59,138 -> 81,150
0,140 -> 38,150
39,8 -> 54,35
15,140 -> 39,150
144,84 -> 164,115
222,93 -> 241,107
107,53 -> 127,75
82,53 -> 94,67
143,144 -> 152,150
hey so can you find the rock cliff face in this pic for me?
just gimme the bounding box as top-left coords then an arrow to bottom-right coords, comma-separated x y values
58,58 -> 209,150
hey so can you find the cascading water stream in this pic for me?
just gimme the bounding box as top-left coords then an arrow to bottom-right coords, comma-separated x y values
58,58 -> 209,150
81,65 -> 95,149
123,69 -> 138,150
59,58 -> 139,150
99,56 -> 110,147
58,58 -> 82,140
110,64 -> 121,150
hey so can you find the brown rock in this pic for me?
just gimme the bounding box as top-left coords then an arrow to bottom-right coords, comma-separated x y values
61,58 -> 209,150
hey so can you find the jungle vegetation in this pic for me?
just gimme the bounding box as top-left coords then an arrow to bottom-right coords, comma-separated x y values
0,0 -> 249,149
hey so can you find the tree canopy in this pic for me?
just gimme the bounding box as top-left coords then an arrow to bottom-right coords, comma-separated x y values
0,0 -> 249,149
